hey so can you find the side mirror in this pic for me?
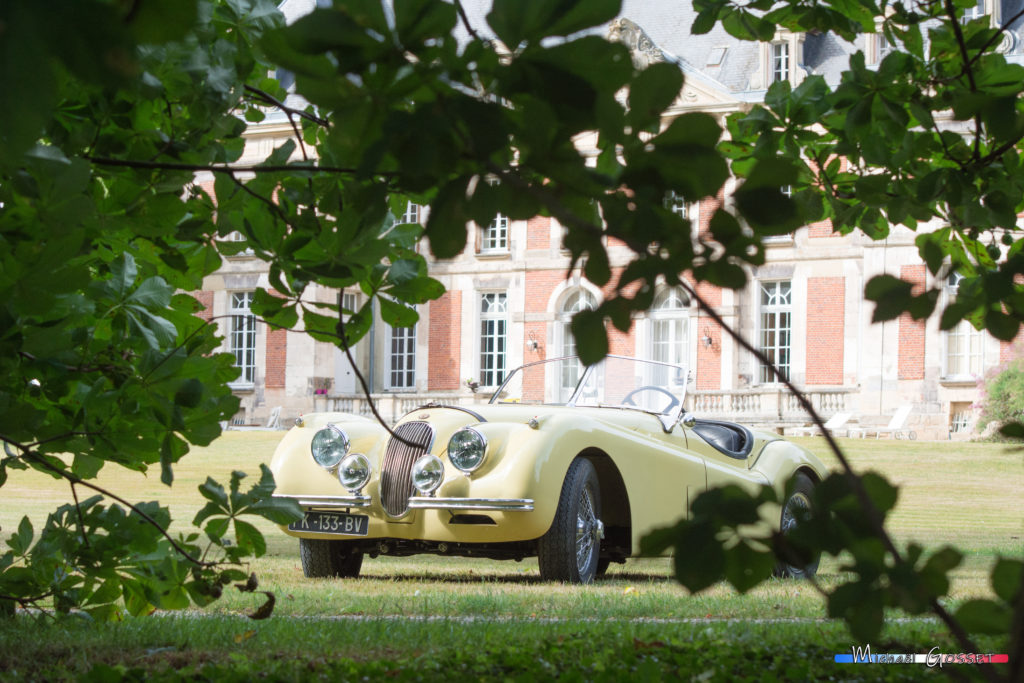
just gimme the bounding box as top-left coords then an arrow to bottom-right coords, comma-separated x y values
680,412 -> 697,429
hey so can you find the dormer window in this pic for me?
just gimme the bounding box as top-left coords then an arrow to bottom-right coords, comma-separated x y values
757,33 -> 804,89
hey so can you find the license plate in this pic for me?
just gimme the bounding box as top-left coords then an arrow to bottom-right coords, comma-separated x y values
288,512 -> 369,536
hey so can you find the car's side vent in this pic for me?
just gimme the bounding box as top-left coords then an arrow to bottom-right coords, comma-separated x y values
379,421 -> 434,518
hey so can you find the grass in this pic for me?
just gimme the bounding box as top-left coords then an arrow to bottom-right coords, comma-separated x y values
0,432 -> 1020,680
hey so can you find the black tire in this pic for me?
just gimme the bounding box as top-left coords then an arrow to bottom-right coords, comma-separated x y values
299,538 -> 363,578
774,472 -> 820,579
538,458 -> 603,584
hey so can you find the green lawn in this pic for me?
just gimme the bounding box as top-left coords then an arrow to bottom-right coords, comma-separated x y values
0,432 -> 1019,681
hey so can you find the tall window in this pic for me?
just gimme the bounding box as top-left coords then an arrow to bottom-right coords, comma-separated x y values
944,273 -> 983,377
230,291 -> 257,385
651,287 -> 690,365
877,33 -> 893,60
758,281 -> 792,383
559,289 -> 596,398
772,42 -> 790,83
480,293 -> 508,387
483,211 -> 509,251
395,201 -> 420,226
387,306 -> 416,390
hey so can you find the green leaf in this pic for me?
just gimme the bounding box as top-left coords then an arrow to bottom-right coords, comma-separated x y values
233,519 -> 267,557
488,0 -> 620,48
393,0 -> 457,48
723,541 -> 774,594
571,309 -> 609,365
425,177 -> 470,259
628,62 -> 684,130
174,378 -> 204,408
128,0 -> 198,44
7,517 -> 33,555
990,557 -> 1023,605
378,297 -> 418,328
954,599 -> 1012,634
860,472 -> 898,516
72,453 -> 104,479
199,477 -> 229,506
864,274 -> 913,322
998,421 -> 1024,440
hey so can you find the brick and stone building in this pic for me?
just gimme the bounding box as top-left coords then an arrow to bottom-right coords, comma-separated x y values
194,0 -> 1024,438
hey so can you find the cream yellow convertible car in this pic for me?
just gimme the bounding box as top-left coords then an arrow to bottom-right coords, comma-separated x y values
270,356 -> 827,583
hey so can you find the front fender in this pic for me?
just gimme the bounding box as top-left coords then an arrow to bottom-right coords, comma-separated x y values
269,413 -> 388,497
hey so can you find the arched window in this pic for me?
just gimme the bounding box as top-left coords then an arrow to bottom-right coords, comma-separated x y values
479,292 -> 508,387
650,287 -> 690,370
558,288 -> 596,399
944,273 -> 983,378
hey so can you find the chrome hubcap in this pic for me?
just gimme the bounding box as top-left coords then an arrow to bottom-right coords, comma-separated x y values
575,487 -> 602,573
781,492 -> 810,535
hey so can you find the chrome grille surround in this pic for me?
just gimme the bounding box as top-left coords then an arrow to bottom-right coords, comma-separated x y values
379,421 -> 435,517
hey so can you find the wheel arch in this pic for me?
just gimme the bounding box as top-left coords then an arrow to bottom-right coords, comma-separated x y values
578,447 -> 632,561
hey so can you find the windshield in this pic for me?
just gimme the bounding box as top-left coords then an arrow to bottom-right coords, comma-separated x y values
490,356 -> 688,417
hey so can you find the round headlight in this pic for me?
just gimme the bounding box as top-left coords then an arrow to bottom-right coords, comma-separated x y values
337,453 -> 370,493
310,425 -> 350,469
447,427 -> 487,473
411,455 -> 444,494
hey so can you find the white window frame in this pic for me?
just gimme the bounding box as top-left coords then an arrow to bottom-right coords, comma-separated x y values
962,0 -> 986,23
395,201 -> 420,226
771,42 -> 790,84
479,292 -> 508,388
943,273 -> 984,379
649,286 -> 691,386
482,212 -> 509,252
557,288 -> 597,400
229,291 -> 257,387
665,191 -> 688,220
385,304 -> 417,391
757,281 -> 793,383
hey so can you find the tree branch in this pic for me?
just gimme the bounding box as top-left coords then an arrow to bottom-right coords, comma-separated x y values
676,280 -> 987,663
243,85 -> 329,128
85,156 -> 397,178
454,0 -> 484,43
18,449 -> 214,569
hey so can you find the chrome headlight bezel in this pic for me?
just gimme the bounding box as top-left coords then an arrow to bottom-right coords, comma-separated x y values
337,453 -> 371,493
447,427 -> 488,474
310,424 -> 350,470
411,454 -> 445,495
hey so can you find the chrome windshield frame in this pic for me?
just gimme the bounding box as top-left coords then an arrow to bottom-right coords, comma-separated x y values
489,355 -> 687,431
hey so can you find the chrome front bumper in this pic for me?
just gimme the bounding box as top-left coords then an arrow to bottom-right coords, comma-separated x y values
274,493 -> 534,512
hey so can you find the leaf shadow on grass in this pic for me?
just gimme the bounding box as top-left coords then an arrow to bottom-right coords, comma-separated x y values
354,571 -> 675,585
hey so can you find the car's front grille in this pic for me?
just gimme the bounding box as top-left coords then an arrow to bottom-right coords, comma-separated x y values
379,421 -> 434,517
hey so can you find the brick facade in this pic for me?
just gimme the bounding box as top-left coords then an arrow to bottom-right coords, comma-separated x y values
526,216 -> 551,250
526,270 -> 568,314
695,281 -> 722,390
898,265 -> 926,380
427,290 -> 462,390
194,290 -> 214,321
805,277 -> 844,384
265,326 -> 287,388
806,219 -> 835,238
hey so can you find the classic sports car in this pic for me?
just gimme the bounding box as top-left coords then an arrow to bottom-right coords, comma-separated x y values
269,356 -> 827,583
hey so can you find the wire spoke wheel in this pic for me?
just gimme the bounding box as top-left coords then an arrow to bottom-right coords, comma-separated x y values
575,487 -> 598,573
774,472 -> 820,579
539,457 -> 603,583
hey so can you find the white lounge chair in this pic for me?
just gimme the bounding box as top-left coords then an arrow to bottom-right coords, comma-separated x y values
791,412 -> 853,437
851,405 -> 915,439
